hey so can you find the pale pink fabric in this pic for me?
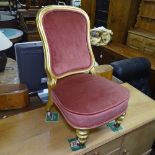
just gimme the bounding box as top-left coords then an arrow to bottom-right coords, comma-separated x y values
52,74 -> 129,128
42,10 -> 92,77
42,8 -> 129,129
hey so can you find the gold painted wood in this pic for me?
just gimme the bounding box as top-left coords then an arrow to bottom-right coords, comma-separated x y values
45,78 -> 56,112
36,5 -> 95,80
1,83 -> 155,154
115,113 -> 126,128
94,65 -> 113,80
76,129 -> 89,144
36,6 -> 96,139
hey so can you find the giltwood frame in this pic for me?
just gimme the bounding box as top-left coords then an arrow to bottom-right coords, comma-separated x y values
36,5 -> 96,144
36,6 -> 126,144
36,5 -> 95,84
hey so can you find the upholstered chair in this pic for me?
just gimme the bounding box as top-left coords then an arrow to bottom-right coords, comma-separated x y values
111,57 -> 151,96
36,5 -> 129,144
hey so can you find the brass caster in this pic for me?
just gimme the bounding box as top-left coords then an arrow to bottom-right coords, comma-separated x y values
76,129 -> 89,144
114,113 -> 126,128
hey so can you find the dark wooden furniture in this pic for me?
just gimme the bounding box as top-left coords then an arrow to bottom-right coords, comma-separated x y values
25,0 -> 44,9
107,0 -> 141,43
126,0 -> 155,56
94,0 -> 109,27
18,10 -> 40,41
93,42 -> 155,70
81,0 -> 110,28
81,0 -> 96,28
17,0 -> 57,41
92,42 -> 155,98
82,0 -> 141,43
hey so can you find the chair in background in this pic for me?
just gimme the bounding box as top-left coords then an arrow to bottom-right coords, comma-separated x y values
36,5 -> 129,144
111,57 -> 151,96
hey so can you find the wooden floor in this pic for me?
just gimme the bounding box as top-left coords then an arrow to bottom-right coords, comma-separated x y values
1,83 -> 155,155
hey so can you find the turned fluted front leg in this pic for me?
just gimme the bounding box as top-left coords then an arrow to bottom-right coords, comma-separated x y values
46,79 -> 56,112
114,113 -> 126,128
76,129 -> 89,144
46,86 -> 53,112
46,98 -> 54,112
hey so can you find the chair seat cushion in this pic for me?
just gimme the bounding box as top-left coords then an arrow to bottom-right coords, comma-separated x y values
52,74 -> 129,128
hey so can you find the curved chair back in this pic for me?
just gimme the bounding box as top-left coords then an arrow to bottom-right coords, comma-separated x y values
37,6 -> 95,79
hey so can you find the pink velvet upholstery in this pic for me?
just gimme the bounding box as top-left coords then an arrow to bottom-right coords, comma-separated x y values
52,74 -> 129,129
38,6 -> 130,130
42,10 -> 92,77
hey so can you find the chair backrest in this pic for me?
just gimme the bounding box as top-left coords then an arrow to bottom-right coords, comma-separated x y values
36,6 -> 95,79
